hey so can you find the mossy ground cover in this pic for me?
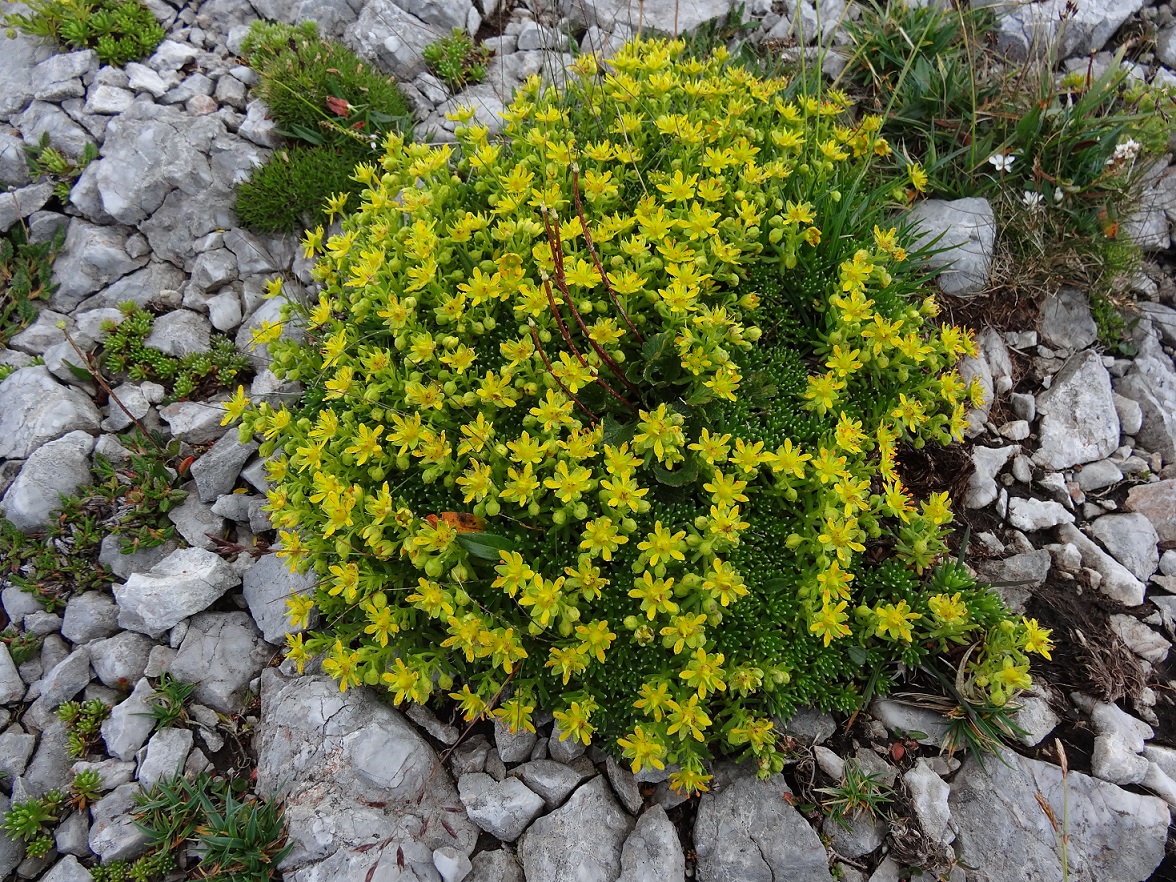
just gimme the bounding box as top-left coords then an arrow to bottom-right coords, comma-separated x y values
234,21 -> 414,234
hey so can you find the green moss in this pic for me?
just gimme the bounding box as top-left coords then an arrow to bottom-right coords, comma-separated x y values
2,0 -> 165,66
422,29 -> 490,91
234,20 -> 414,234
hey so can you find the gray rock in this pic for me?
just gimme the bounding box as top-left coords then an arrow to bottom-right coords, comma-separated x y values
50,221 -> 146,312
825,811 -> 885,860
991,0 -> 1144,61
518,22 -> 569,51
144,309 -> 212,358
1056,523 -> 1146,606
1007,497 -> 1073,532
100,382 -> 152,433
344,1 -> 436,81
22,721 -> 73,794
449,735 -> 490,777
460,772 -> 545,842
0,181 -> 54,234
85,83 -> 135,115
0,24 -> 53,119
32,51 -> 97,102
1039,286 -> 1097,351
238,100 -> 280,148
147,40 -> 201,73
391,0 -> 471,30
509,759 -> 591,810
159,397 -> 231,445
254,671 -> 477,872
89,782 -> 150,862
966,445 -> 1016,509
433,844 -> 473,882
137,727 -> 193,787
469,849 -> 523,882
242,552 -> 318,644
869,699 -> 950,746
616,804 -> 684,882
519,775 -> 634,882
494,717 -> 538,764
2,430 -> 94,533
405,703 -> 459,745
54,812 -> 90,858
0,730 -> 36,782
906,197 -> 995,297
135,150 -> 266,272
89,632 -> 154,689
0,366 -> 101,460
1034,351 -> 1120,470
41,854 -> 92,882
206,288 -> 244,332
1108,615 -> 1170,664
564,0 -> 734,35
191,431 -> 258,503
0,649 -> 29,705
38,647 -> 93,709
223,228 -> 277,276
125,62 -> 173,98
1076,459 -> 1123,492
8,308 -> 73,355
903,760 -> 952,845
14,101 -> 92,159
166,491 -> 226,550
188,247 -> 238,296
2,586 -> 41,628
113,547 -> 241,638
79,261 -> 186,312
1115,332 -> 1176,463
951,747 -> 1165,882
97,535 -> 176,581
1093,730 -> 1149,784
779,707 -> 837,745
101,679 -> 156,761
1125,480 -> 1176,544
0,132 -> 30,187
606,755 -> 643,814
694,763 -> 832,882
975,549 -> 1051,614
1089,513 -> 1159,582
1114,392 -> 1143,436
168,611 -> 272,712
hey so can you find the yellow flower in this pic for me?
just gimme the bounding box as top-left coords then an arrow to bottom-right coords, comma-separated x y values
618,725 -> 667,773
322,641 -> 362,692
909,162 -> 929,192
810,600 -> 851,646
220,385 -> 250,426
928,593 -> 968,626
680,648 -> 726,698
873,600 -> 922,642
1022,618 -> 1053,660
553,701 -> 597,745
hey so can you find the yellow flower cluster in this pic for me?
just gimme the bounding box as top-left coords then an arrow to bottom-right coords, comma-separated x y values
237,37 -> 1045,794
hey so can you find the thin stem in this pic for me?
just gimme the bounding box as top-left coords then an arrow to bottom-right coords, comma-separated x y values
529,322 -> 597,423
570,165 -> 644,344
62,330 -> 165,454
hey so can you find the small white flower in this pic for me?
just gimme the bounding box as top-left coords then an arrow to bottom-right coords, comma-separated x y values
1054,188 -> 1065,203
988,152 -> 1016,172
1022,191 -> 1044,210
1107,137 -> 1142,166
